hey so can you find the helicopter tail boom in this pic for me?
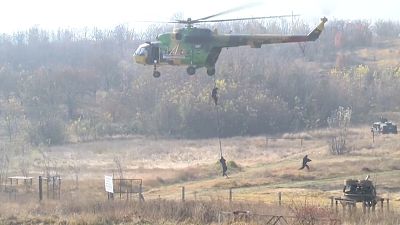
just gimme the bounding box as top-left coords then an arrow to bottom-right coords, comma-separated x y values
215,17 -> 327,48
306,17 -> 328,41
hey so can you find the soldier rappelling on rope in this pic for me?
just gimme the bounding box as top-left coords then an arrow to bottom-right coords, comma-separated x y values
211,87 -> 218,106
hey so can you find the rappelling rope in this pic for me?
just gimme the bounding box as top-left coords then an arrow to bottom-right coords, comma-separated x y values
213,75 -> 223,158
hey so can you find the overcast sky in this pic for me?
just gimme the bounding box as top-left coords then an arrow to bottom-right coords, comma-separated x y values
0,0 -> 399,33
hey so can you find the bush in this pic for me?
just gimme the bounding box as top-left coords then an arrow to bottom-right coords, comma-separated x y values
26,119 -> 66,145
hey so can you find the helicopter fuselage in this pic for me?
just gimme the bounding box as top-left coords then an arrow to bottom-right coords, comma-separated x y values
134,17 -> 327,77
134,27 -> 217,69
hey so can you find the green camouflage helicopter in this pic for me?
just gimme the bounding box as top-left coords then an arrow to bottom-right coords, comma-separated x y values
134,7 -> 327,78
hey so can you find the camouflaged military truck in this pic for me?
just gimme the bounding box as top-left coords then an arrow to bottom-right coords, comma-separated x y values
341,176 -> 379,206
372,117 -> 397,134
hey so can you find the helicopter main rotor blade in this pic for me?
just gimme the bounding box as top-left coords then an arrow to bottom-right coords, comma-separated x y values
197,14 -> 300,23
195,2 -> 261,22
136,20 -> 181,24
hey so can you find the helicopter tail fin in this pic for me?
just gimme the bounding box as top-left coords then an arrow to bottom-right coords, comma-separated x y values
307,17 -> 328,41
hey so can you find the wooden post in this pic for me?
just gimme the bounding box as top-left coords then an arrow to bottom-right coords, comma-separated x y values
300,139 -> 303,148
119,179 -> 122,199
181,186 -> 185,202
335,200 -> 338,213
46,177 -> 49,199
38,176 -> 43,202
139,181 -> 143,203
58,178 -> 61,200
330,196 -> 334,208
278,192 -> 282,206
52,176 -> 55,199
372,130 -> 374,143
229,188 -> 232,203
362,202 -> 366,214
387,198 -> 390,211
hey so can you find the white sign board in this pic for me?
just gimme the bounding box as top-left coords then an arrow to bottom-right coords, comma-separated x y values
104,175 -> 114,193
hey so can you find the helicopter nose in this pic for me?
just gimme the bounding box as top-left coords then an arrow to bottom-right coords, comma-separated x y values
134,55 -> 146,65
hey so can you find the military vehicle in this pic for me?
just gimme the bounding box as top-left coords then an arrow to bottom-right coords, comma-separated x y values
340,176 -> 380,206
371,117 -> 397,134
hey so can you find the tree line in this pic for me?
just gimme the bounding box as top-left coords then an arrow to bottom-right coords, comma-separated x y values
0,19 -> 400,145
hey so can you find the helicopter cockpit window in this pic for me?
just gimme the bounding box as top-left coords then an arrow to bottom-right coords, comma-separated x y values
134,47 -> 147,56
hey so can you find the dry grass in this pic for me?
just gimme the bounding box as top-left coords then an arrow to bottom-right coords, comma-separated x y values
2,125 -> 400,224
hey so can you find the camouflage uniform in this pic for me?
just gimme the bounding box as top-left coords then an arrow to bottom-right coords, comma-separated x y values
212,87 -> 218,105
220,156 -> 228,177
299,155 -> 311,171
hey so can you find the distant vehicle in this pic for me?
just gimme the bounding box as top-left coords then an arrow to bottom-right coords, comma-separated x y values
371,117 -> 397,134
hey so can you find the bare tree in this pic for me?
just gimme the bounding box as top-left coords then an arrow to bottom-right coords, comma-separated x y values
113,156 -> 125,179
38,147 -> 59,177
68,157 -> 81,190
0,146 -> 10,189
327,106 -> 352,155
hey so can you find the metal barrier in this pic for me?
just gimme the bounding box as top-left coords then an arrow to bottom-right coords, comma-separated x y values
218,211 -> 341,225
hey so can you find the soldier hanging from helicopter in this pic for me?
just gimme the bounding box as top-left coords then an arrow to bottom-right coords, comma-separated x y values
211,83 -> 228,177
211,87 -> 218,106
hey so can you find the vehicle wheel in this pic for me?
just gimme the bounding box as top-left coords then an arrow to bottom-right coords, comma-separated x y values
186,66 -> 196,75
153,71 -> 161,78
206,67 -> 215,76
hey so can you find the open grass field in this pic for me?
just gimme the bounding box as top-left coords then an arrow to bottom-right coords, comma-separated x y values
1,125 -> 400,224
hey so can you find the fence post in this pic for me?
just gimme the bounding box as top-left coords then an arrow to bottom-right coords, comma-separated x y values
181,186 -> 185,202
330,196 -> 334,208
301,138 -> 303,148
278,192 -> 282,206
139,181 -> 144,203
229,188 -> 232,203
387,198 -> 390,211
335,200 -> 338,213
38,176 -> 43,202
52,176 -> 55,199
362,202 -> 366,214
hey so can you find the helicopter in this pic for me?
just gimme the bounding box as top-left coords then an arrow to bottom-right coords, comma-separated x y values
134,7 -> 327,78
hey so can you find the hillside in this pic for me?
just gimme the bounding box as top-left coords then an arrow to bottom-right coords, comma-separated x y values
2,19 -> 400,224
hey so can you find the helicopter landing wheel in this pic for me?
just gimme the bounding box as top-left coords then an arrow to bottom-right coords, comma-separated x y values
186,66 -> 196,75
206,67 -> 215,76
153,71 -> 161,78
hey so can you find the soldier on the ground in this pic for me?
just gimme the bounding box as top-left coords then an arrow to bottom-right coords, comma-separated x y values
299,154 -> 312,171
220,156 -> 228,178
